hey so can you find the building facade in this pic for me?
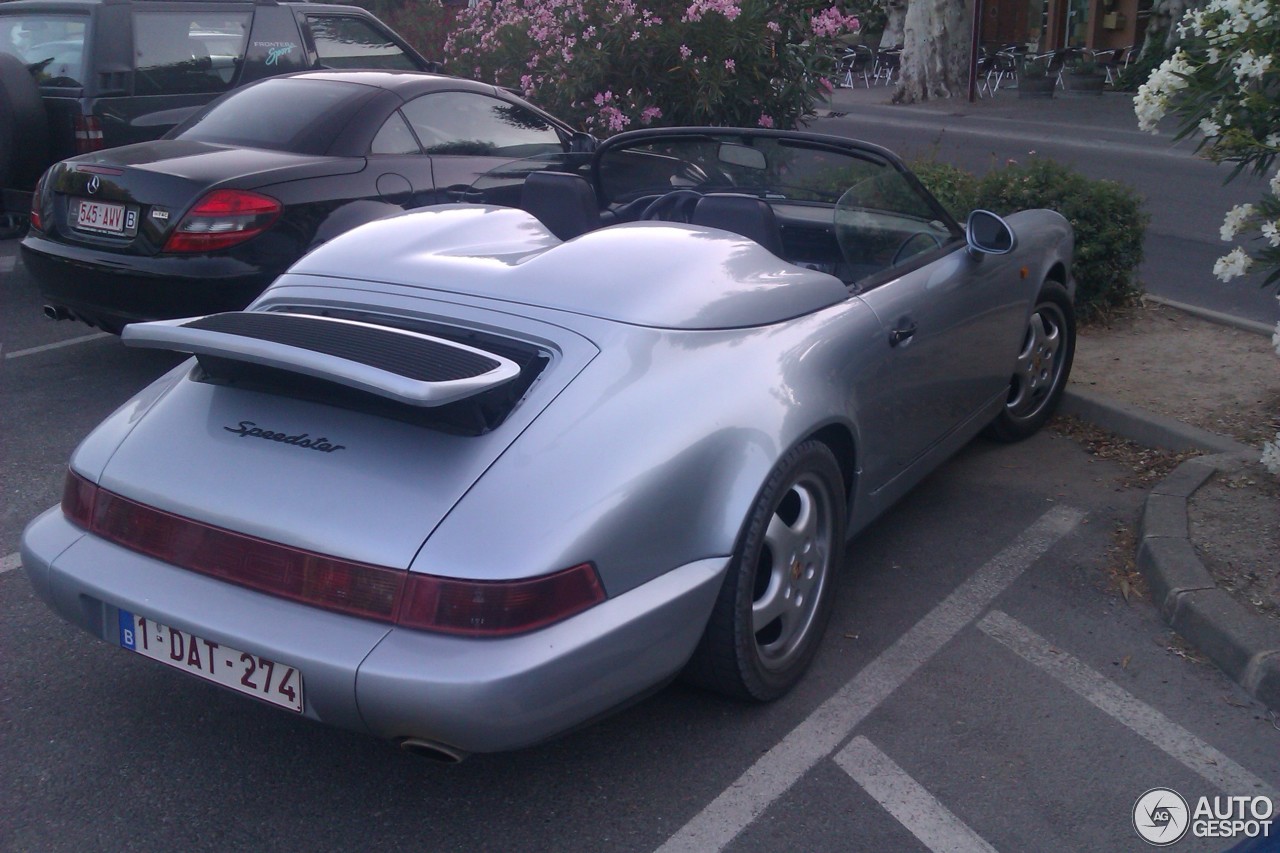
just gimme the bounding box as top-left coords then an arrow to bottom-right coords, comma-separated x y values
978,0 -> 1152,54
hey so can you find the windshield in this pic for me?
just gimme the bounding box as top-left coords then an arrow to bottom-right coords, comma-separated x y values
595,133 -> 897,206
1,13 -> 88,86
173,77 -> 379,154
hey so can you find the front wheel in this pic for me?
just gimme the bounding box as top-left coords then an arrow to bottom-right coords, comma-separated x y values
683,441 -> 846,701
986,280 -> 1076,442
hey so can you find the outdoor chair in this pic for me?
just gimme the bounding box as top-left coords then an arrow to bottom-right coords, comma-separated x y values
837,44 -> 874,88
873,46 -> 902,85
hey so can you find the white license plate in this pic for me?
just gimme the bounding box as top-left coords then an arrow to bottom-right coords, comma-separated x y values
118,609 -> 304,713
75,199 -> 137,235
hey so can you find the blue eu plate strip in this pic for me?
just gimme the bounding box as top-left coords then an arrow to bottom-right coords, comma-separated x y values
118,609 -> 137,650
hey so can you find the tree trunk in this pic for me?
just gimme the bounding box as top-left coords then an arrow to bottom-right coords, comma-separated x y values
893,0 -> 972,104
881,0 -> 907,48
1138,0 -> 1206,61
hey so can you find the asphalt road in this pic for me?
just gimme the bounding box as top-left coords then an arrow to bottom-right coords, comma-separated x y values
810,88 -> 1280,326
2,236 -> 1277,852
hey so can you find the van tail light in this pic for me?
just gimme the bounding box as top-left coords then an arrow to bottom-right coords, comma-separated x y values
74,115 -> 104,154
60,470 -> 606,633
163,189 -> 282,253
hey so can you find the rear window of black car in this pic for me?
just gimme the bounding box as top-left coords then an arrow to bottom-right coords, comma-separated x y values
174,78 -> 377,154
0,13 -> 88,87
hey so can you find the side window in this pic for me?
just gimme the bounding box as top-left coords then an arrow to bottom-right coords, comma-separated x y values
833,165 -> 956,286
371,111 -> 420,155
400,92 -> 564,157
306,16 -> 416,71
133,12 -> 251,96
2,14 -> 87,87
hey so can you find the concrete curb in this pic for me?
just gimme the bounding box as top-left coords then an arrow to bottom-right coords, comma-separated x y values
1137,453 -> 1280,712
1060,387 -> 1256,456
1060,299 -> 1280,710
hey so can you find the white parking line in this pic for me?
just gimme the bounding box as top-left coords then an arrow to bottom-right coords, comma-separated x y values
0,256 -> 15,273
3,333 -> 111,360
834,736 -> 999,853
978,610 -> 1278,799
1,552 -> 21,574
655,504 -> 1084,853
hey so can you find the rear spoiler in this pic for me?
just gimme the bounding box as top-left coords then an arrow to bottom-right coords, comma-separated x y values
122,312 -> 521,407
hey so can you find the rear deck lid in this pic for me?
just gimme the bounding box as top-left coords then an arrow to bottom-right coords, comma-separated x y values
83,305 -> 598,570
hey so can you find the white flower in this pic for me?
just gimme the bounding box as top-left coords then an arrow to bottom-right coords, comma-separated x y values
1207,46 -> 1221,64
1220,203 -> 1255,240
1234,50 -> 1272,82
1213,246 -> 1253,280
1200,117 -> 1221,137
1267,134 -> 1280,148
1271,169 -> 1280,196
1262,436 -> 1280,475
1263,221 -> 1280,246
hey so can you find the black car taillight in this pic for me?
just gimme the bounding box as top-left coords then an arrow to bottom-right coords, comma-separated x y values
163,189 -> 283,253
28,173 -> 44,232
61,469 -> 607,634
73,115 -> 104,154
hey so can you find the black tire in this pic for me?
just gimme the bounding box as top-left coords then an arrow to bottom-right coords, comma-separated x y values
683,440 -> 846,701
985,280 -> 1076,442
0,53 -> 50,192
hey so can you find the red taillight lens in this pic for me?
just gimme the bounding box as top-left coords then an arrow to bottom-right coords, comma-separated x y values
60,470 -> 606,634
73,115 -> 104,154
61,468 -> 96,527
29,173 -> 44,233
163,189 -> 282,253
396,564 -> 606,636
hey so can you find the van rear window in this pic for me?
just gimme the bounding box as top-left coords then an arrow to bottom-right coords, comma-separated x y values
1,14 -> 87,87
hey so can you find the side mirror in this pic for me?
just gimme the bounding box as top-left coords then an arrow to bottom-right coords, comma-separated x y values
965,209 -> 1016,257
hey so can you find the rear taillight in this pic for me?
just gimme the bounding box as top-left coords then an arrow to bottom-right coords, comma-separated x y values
163,189 -> 282,253
396,564 -> 606,636
29,173 -> 44,232
73,115 -> 104,154
61,470 -> 606,633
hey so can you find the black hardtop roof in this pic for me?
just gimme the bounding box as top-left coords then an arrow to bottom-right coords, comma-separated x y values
269,70 -> 501,98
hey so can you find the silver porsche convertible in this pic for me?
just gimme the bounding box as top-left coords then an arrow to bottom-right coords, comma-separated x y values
22,128 -> 1075,759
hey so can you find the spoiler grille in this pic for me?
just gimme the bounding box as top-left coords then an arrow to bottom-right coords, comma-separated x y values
123,312 -> 521,407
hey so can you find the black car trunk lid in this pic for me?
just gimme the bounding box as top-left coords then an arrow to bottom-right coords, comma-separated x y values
46,140 -> 362,253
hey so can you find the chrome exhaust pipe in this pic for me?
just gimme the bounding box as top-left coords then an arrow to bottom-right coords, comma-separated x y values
43,304 -> 73,321
397,737 -> 469,763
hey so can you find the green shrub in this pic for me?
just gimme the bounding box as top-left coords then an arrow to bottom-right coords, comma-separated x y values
908,161 -> 979,221
914,158 -> 1148,319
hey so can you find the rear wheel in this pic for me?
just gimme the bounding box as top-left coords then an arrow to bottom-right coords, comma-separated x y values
986,280 -> 1075,442
683,441 -> 845,701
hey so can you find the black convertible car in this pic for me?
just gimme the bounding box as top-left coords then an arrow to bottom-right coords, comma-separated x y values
21,70 -> 590,332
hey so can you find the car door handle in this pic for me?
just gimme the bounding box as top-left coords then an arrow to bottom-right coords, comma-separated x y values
889,320 -> 917,347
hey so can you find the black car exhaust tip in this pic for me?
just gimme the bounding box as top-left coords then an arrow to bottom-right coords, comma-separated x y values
43,304 -> 74,321
397,737 -> 469,763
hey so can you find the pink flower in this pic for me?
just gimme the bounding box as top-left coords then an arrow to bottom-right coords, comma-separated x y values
757,113 -> 774,128
641,105 -> 663,124
725,58 -> 735,72
679,44 -> 692,59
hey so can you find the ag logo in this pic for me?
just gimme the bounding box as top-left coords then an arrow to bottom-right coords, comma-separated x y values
1134,788 -> 1190,846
